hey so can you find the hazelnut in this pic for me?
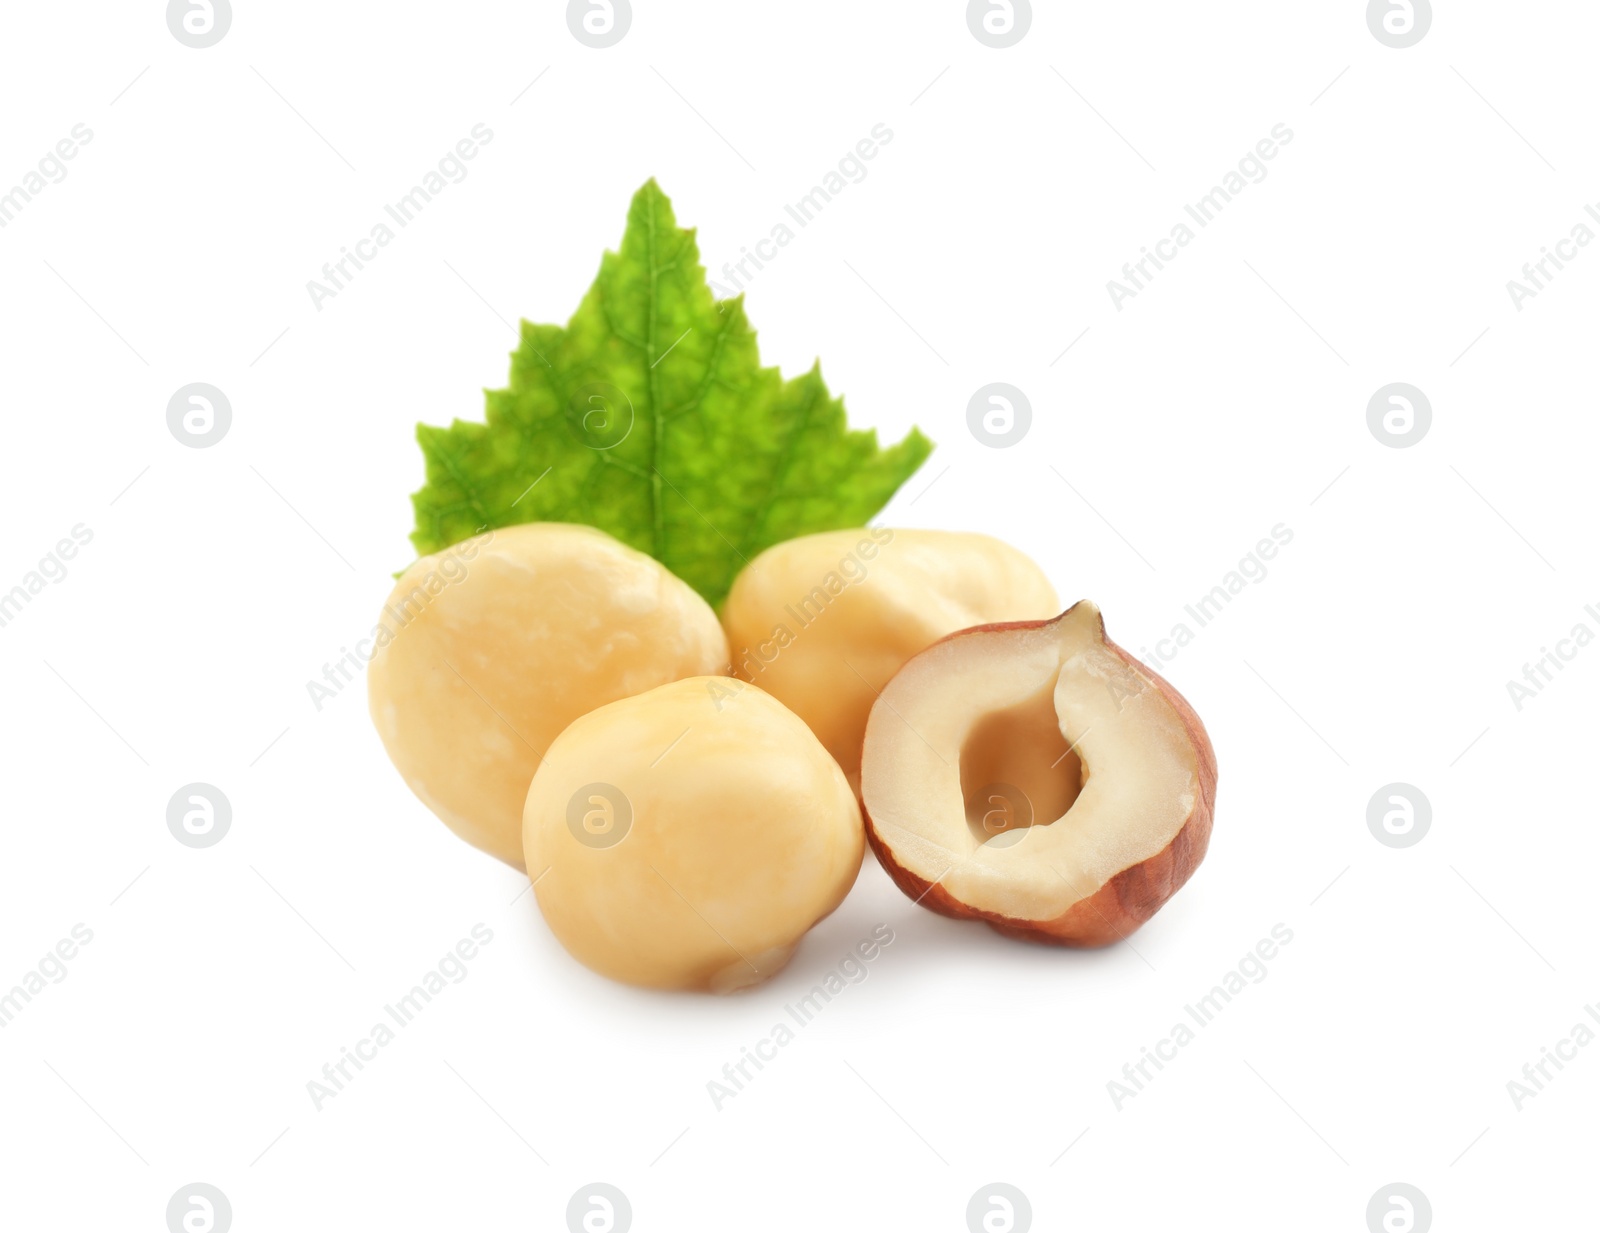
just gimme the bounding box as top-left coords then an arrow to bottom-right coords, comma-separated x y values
722,528 -> 1058,785
523,677 -> 863,992
368,524 -> 729,869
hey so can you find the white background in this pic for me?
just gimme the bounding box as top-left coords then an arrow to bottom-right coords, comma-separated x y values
1,2 -> 1595,1230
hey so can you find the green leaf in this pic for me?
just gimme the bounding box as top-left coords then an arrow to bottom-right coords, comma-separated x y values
409,179 -> 933,606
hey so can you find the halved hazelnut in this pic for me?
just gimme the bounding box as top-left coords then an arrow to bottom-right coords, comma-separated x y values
860,602 -> 1216,945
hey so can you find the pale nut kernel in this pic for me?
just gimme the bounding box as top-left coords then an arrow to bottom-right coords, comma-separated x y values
523,677 -> 864,992
368,523 -> 729,870
721,528 -> 1059,785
